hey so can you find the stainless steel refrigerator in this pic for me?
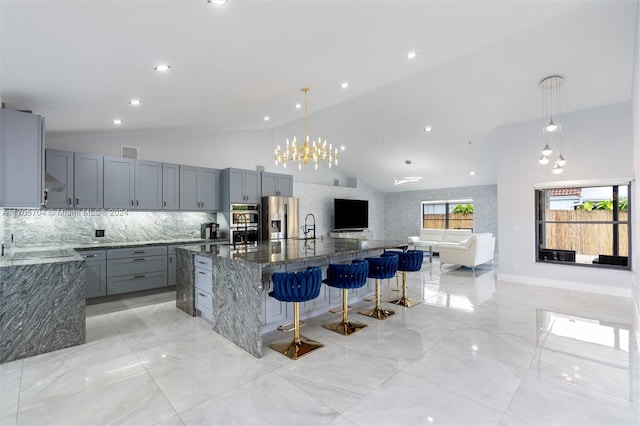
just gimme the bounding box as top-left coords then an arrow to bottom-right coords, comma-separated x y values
261,196 -> 299,240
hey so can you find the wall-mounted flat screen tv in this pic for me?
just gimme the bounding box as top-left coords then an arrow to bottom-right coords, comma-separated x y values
334,198 -> 368,230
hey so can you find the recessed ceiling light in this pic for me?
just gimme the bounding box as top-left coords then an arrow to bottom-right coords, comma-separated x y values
405,160 -> 412,165
154,64 -> 171,72
207,0 -> 228,5
295,103 -> 302,109
470,171 -> 476,176
406,51 -> 418,59
424,126 -> 433,133
112,119 -> 122,125
340,82 -> 349,89
264,116 -> 270,121
129,99 -> 142,106
340,145 -> 346,151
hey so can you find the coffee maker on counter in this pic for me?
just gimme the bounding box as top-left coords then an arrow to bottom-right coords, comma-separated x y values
201,223 -> 219,240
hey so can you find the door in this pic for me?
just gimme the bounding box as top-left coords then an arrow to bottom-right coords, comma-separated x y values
104,157 -> 135,208
86,260 -> 107,298
162,163 -> 180,210
179,165 -> 199,210
276,174 -> 293,197
135,160 -> 163,210
45,149 -> 74,208
167,254 -> 177,286
200,168 -> 219,211
228,168 -> 245,203
244,170 -> 261,203
261,172 -> 278,197
74,153 -> 103,209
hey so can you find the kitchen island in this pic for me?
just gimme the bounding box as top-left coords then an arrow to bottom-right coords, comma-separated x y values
176,238 -> 407,357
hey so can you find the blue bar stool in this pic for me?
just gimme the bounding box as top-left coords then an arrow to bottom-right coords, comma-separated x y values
269,267 -> 324,360
385,250 -> 424,307
322,260 -> 369,335
359,254 -> 398,320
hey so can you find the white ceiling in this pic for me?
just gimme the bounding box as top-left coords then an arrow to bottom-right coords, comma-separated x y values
1,0 -> 637,192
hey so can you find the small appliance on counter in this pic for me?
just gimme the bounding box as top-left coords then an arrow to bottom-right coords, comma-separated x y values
201,223 -> 219,239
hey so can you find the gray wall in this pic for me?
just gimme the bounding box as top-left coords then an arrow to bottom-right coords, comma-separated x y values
294,180 -> 385,240
383,185 -> 498,245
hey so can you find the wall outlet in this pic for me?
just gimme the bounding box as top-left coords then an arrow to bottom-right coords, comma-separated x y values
95,229 -> 105,237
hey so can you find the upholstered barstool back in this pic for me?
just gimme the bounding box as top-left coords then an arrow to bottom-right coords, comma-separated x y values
359,254 -> 398,320
322,260 -> 369,335
269,267 -> 324,359
384,250 -> 423,307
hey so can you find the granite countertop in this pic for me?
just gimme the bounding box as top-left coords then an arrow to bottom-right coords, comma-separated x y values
178,238 -> 407,266
0,238 -> 228,267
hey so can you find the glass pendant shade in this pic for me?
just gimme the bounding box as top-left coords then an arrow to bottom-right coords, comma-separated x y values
539,155 -> 550,165
552,161 -> 563,174
546,118 -> 558,132
541,143 -> 552,156
557,154 -> 567,167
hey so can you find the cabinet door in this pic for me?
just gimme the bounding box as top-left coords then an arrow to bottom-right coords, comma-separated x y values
227,168 -> 246,203
167,254 -> 176,286
45,149 -> 74,208
74,153 -> 103,209
276,174 -> 293,197
263,291 -> 287,325
162,163 -> 180,210
200,168 -> 219,211
244,170 -> 261,203
104,157 -> 135,209
135,160 -> 162,210
86,260 -> 107,298
179,165 -> 199,210
0,109 -> 44,208
261,172 -> 278,197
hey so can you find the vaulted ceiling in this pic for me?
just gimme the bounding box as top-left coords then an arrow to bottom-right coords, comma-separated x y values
1,0 -> 637,192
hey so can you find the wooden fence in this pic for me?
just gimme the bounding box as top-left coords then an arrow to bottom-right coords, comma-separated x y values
543,210 -> 628,256
423,213 -> 473,230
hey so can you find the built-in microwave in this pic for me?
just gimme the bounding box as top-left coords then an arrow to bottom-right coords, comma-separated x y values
230,204 -> 260,227
231,227 -> 260,246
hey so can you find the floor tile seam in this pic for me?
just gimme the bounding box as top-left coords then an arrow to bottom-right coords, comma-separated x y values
12,360 -> 24,426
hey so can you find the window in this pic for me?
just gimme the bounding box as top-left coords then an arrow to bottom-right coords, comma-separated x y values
422,199 -> 473,230
535,183 -> 631,269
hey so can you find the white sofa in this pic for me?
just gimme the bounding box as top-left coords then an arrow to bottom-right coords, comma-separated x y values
408,229 -> 473,255
438,233 -> 495,271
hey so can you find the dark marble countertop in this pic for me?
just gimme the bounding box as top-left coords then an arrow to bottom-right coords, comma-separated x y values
0,238 -> 228,267
178,238 -> 407,266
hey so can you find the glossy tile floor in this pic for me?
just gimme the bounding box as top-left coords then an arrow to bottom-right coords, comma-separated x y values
1,260 -> 639,425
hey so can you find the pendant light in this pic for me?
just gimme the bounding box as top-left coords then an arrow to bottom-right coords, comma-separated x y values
539,75 -> 566,173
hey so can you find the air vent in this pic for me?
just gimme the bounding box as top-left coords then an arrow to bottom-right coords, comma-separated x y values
121,145 -> 139,159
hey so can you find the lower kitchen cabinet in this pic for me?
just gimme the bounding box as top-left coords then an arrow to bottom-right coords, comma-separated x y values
107,271 -> 168,295
105,246 -> 168,295
194,255 -> 213,321
80,250 -> 107,298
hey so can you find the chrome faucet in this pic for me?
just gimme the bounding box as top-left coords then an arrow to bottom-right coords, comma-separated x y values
302,213 -> 316,240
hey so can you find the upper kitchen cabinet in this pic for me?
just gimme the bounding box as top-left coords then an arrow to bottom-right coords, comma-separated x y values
0,109 -> 45,208
179,165 -> 220,211
45,149 -> 74,209
74,153 -> 104,209
261,172 -> 293,197
162,163 -> 180,210
103,156 -> 135,209
221,168 -> 261,206
104,157 -> 163,210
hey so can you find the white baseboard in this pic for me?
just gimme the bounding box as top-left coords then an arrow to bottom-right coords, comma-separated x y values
497,273 -> 632,298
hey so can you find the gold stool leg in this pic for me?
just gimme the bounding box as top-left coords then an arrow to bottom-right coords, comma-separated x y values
359,279 -> 396,320
322,289 -> 368,335
270,302 -> 324,359
389,271 -> 422,307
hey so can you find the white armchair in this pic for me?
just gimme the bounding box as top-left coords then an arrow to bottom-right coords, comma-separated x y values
438,233 -> 495,271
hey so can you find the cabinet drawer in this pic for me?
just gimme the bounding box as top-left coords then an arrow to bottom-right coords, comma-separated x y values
194,255 -> 213,271
78,249 -> 106,261
195,289 -> 213,314
106,271 -> 167,295
107,246 -> 167,259
107,255 -> 167,277
195,267 -> 212,292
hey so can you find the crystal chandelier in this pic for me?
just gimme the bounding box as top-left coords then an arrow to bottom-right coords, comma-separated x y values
275,87 -> 338,170
538,75 -> 566,174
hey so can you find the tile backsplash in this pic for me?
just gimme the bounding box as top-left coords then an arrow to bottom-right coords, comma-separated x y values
1,209 -> 216,248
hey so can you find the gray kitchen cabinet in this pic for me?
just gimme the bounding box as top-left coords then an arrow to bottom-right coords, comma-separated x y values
162,163 -> 180,210
221,168 -> 261,205
105,246 -> 168,295
135,160 -> 163,210
0,109 -> 45,208
74,153 -> 104,209
45,149 -> 74,209
261,172 -> 293,197
194,255 -> 213,321
80,250 -> 107,298
103,156 -> 135,209
168,254 -> 177,286
179,165 -> 220,211
263,289 -> 287,325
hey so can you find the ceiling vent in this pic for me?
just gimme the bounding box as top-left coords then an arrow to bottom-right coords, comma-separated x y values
121,145 -> 139,159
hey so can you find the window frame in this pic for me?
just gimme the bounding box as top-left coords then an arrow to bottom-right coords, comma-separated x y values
534,182 -> 632,270
421,199 -> 474,231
